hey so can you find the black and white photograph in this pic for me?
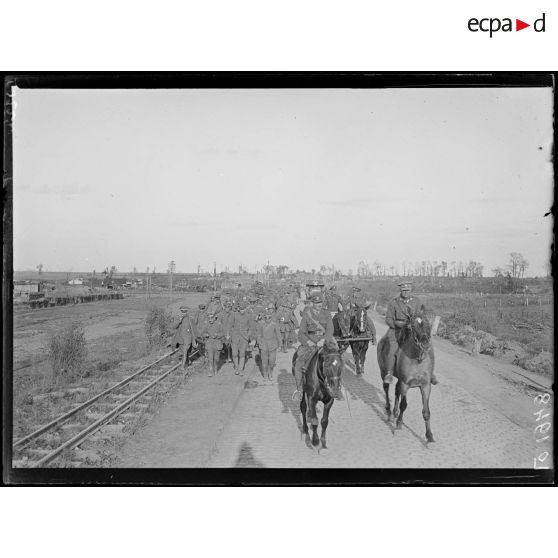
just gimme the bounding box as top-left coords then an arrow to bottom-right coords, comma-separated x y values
4,74 -> 554,482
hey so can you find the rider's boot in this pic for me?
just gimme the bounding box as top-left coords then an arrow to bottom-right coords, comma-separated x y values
238,356 -> 245,376
384,370 -> 397,384
292,366 -> 305,402
430,371 -> 439,385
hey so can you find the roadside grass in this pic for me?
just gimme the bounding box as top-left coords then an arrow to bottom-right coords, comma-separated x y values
341,281 -> 553,379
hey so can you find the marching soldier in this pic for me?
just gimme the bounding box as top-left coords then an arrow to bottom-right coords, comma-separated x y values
382,281 -> 438,385
229,301 -> 254,375
199,312 -> 225,377
255,308 -> 282,383
221,300 -> 235,363
168,305 -> 198,369
193,303 -> 208,357
206,292 -> 223,317
292,294 -> 338,402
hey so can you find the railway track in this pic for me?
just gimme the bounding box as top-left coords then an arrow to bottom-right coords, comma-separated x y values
12,347 -> 201,468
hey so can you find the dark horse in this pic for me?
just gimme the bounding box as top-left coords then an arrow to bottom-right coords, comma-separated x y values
349,306 -> 375,375
332,307 -> 351,353
292,346 -> 344,450
377,312 -> 436,443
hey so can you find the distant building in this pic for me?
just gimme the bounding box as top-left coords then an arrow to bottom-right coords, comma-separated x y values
68,278 -> 84,285
13,281 -> 41,296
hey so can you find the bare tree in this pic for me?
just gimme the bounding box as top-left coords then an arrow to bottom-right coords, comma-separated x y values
508,252 -> 528,278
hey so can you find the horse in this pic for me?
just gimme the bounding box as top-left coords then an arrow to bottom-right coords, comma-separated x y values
349,306 -> 375,375
377,311 -> 436,443
292,346 -> 344,450
332,308 -> 351,353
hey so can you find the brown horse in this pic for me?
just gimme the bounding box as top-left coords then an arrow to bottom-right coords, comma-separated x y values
332,308 -> 351,353
292,346 -> 344,450
377,312 -> 435,443
349,306 -> 375,375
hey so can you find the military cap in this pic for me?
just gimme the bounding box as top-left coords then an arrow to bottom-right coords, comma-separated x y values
310,294 -> 324,303
397,281 -> 412,288
179,305 -> 189,311
199,303 -> 207,309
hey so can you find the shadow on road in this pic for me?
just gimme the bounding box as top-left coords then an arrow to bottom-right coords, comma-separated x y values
234,442 -> 266,468
342,363 -> 431,448
276,368 -> 314,449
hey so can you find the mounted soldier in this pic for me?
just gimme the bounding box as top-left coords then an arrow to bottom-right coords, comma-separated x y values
324,285 -> 343,315
381,281 -> 438,385
344,286 -> 362,314
292,293 -> 338,402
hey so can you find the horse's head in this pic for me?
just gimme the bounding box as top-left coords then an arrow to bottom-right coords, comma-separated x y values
409,312 -> 432,349
352,306 -> 367,334
320,348 -> 344,399
334,308 -> 351,336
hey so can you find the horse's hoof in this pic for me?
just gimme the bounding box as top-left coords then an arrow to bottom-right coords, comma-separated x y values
396,422 -> 403,430
426,436 -> 435,443
318,447 -> 329,455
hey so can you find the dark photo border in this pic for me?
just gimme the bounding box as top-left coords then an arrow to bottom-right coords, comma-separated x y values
3,72 -> 555,485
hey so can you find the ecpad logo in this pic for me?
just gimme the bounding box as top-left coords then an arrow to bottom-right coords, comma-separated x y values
468,13 -> 546,37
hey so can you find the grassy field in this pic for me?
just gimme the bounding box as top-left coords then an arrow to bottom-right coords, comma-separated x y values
335,277 -> 553,377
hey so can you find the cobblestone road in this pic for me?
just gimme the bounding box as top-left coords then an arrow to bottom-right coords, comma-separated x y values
207,314 -> 552,469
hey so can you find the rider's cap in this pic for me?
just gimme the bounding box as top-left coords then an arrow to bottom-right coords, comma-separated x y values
310,294 -> 324,303
179,305 -> 189,311
398,281 -> 412,288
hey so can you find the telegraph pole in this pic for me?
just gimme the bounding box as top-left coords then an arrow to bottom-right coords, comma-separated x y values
168,260 -> 176,292
213,262 -> 217,292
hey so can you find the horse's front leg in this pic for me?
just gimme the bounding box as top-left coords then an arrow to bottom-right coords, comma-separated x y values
396,383 -> 409,430
420,383 -> 435,443
393,380 -> 401,420
300,394 -> 308,435
309,399 -> 320,447
383,381 -> 391,418
320,397 -> 334,450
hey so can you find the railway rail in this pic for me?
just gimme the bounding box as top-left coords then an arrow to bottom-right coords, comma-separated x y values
12,347 -> 201,468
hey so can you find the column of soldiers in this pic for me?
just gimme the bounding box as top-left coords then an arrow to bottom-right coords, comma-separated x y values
169,285 -> 299,380
170,280 -> 436,398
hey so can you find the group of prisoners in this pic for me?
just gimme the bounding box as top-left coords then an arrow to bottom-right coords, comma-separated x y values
170,284 -> 302,378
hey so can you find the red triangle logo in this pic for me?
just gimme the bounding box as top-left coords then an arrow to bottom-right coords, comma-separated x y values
516,19 -> 530,31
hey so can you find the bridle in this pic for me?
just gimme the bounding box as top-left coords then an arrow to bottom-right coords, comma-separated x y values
409,315 -> 431,362
351,307 -> 367,336
320,351 -> 343,396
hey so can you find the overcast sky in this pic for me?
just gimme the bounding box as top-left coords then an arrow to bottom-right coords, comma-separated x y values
12,87 -> 553,276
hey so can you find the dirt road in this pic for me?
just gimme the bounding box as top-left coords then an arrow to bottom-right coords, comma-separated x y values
116,310 -> 553,469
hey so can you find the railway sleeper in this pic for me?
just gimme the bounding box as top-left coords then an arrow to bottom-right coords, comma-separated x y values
25,448 -> 55,457
59,422 -> 86,432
